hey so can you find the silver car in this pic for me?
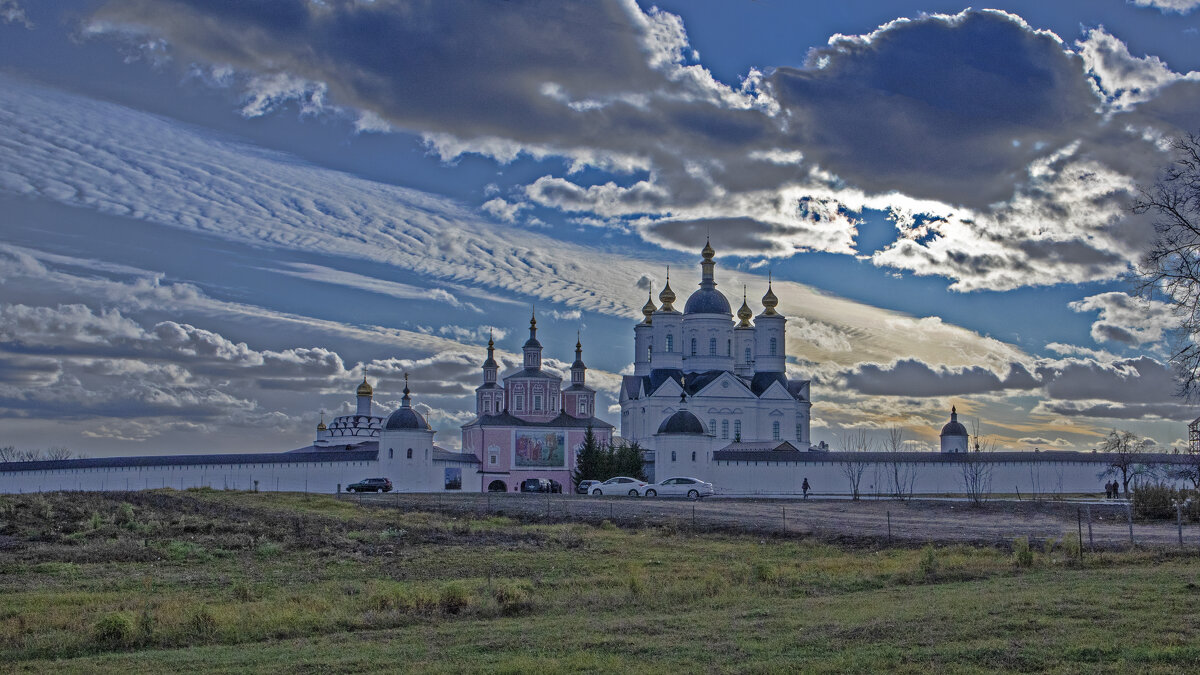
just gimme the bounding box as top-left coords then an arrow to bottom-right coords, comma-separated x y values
640,476 -> 713,499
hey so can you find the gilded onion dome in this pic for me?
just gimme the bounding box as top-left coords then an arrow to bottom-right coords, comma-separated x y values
737,286 -> 753,327
356,370 -> 373,397
641,292 -> 657,324
701,238 -> 715,261
658,266 -> 676,311
761,274 -> 779,316
316,412 -> 327,432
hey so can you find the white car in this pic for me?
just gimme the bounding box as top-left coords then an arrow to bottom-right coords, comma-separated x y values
640,477 -> 713,499
590,476 -> 647,496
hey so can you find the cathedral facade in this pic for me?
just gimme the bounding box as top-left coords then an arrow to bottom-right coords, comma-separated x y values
619,241 -> 813,477
459,316 -> 614,492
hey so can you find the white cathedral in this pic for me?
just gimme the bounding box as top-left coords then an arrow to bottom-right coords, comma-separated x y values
620,240 -> 812,472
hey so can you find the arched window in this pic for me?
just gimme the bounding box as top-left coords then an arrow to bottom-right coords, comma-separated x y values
721,420 -> 729,439
734,420 -> 741,438
769,337 -> 778,356
691,338 -> 697,355
772,422 -> 780,440
727,339 -> 731,355
745,347 -> 751,362
648,344 -> 653,361
709,419 -> 716,435
671,450 -> 677,462
406,448 -> 413,458
388,448 -> 394,459
709,337 -> 717,355
691,451 -> 696,461
666,334 -> 674,352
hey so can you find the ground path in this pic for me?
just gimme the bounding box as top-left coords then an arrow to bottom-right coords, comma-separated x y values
354,492 -> 1200,552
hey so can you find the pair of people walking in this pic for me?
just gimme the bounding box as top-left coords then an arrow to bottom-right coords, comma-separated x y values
1104,480 -> 1121,499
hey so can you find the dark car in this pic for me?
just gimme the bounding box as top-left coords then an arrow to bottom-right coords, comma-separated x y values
520,478 -> 562,493
346,477 -> 392,493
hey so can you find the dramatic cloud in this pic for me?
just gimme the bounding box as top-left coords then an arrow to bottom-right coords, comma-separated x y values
79,1 -> 1200,290
1068,292 -> 1176,345
841,360 -> 1038,397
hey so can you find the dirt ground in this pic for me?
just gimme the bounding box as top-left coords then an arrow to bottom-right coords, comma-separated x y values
356,491 -> 1200,551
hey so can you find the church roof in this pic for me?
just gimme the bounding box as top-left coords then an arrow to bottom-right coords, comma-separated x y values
683,288 -> 732,315
463,410 -> 613,430
503,368 -> 560,381
384,407 -> 431,431
656,409 -> 707,435
561,383 -> 594,393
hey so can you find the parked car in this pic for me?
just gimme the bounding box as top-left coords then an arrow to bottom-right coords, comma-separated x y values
346,477 -> 392,493
576,479 -> 600,495
520,478 -> 563,493
640,476 -> 713,499
590,476 -> 647,496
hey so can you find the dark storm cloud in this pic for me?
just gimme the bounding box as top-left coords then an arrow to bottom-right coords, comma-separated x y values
842,360 -> 1038,397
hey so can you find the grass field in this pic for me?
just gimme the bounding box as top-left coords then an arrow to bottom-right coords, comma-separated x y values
1,489 -> 1198,673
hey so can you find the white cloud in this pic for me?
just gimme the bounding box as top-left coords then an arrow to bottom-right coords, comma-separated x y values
1068,292 -> 1176,346
1129,0 -> 1200,15
1,0 -> 31,28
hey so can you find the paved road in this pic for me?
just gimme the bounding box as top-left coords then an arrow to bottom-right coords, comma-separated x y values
350,491 -> 1200,551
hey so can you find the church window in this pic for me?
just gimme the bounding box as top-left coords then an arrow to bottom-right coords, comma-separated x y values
709,337 -> 716,355
577,398 -> 587,415
770,337 -> 777,356
671,451 -> 676,462
796,423 -> 802,440
721,420 -> 729,439
734,420 -> 741,437
709,419 -> 716,435
666,334 -> 674,352
745,347 -> 751,362
690,338 -> 697,356
407,448 -> 413,459
515,395 -> 524,411
691,451 -> 696,461
727,339 -> 731,355
389,448 -> 394,459
483,399 -> 491,414
648,344 -> 653,361
772,422 -> 780,440
533,393 -> 542,411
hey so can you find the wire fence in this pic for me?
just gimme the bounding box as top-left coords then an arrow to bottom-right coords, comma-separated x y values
344,491 -> 1200,554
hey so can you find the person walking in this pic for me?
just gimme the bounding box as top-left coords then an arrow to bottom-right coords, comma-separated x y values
802,477 -> 810,499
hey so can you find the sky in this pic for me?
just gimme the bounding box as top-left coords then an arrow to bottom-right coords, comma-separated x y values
2,0 -> 1199,457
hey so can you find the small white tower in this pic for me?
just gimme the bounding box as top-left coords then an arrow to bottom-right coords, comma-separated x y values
753,275 -> 786,374
939,406 -> 969,453
355,367 -> 373,416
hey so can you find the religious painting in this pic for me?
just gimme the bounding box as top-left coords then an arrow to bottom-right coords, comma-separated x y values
444,467 -> 462,490
514,430 -> 565,468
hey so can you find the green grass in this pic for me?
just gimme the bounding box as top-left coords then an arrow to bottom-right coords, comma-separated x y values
0,490 -> 1198,672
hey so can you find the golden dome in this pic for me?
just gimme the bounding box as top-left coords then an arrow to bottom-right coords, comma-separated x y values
317,413 -> 327,431
658,267 -> 676,311
737,286 -> 753,327
761,277 -> 779,316
356,377 -> 373,398
701,238 -> 715,261
641,292 -> 657,324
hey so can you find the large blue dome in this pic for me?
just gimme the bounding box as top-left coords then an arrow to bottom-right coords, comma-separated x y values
384,407 -> 431,431
657,409 -> 706,435
684,288 -> 731,315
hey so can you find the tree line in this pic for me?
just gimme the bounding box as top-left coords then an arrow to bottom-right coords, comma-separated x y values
0,446 -> 80,462
571,426 -> 647,488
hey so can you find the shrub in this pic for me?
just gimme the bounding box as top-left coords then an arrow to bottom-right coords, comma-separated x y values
116,502 -> 135,527
90,511 -> 104,530
1133,484 -> 1181,520
919,545 -> 939,580
93,611 -> 135,648
231,582 -> 258,602
255,541 -> 282,559
1062,533 -> 1082,559
1012,537 -> 1033,568
439,582 -> 472,614
753,562 -> 779,583
186,605 -> 218,641
164,540 -> 207,561
492,581 -> 534,616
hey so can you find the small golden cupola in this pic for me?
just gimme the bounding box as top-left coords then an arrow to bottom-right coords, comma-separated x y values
701,238 -> 715,261
737,285 -> 754,327
761,273 -> 780,316
641,292 -> 657,324
316,412 -> 327,432
658,266 -> 676,312
356,373 -> 373,398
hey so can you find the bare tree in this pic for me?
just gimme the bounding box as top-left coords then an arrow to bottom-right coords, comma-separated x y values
0,446 -> 78,462
836,430 -> 872,500
1168,444 -> 1200,488
1100,430 -> 1150,497
1132,131 -> 1200,398
883,426 -> 916,500
43,447 -> 75,461
961,421 -> 994,505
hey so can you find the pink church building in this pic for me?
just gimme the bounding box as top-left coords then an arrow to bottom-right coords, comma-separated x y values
460,314 -> 613,492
